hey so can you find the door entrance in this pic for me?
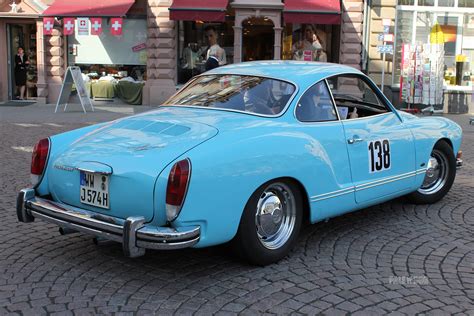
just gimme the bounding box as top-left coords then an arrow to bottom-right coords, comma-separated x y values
242,17 -> 274,61
7,23 -> 37,100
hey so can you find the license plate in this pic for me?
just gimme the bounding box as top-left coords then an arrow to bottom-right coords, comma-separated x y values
80,171 -> 109,209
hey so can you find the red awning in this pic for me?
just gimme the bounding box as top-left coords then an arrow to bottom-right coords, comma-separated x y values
169,0 -> 229,22
42,0 -> 135,17
284,0 -> 341,24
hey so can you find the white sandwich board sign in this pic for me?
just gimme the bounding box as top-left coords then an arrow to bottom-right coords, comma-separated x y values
55,66 -> 94,113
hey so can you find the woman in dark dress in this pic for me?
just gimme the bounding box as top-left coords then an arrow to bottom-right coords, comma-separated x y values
14,46 -> 29,100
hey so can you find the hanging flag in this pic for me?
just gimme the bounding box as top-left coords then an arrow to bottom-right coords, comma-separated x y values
63,17 -> 75,35
110,18 -> 123,36
77,18 -> 89,36
90,17 -> 102,35
43,17 -> 55,35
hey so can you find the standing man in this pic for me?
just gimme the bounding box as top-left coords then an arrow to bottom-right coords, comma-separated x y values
204,26 -> 226,66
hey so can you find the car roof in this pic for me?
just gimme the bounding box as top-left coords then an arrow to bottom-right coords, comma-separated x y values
206,61 -> 364,87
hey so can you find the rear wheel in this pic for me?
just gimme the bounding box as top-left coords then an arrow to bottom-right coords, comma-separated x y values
407,141 -> 456,204
233,180 -> 303,266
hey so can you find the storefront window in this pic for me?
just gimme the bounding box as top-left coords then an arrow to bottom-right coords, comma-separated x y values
438,0 -> 455,6
458,0 -> 474,7
68,18 -> 147,80
177,21 -> 234,85
281,23 -> 339,63
394,4 -> 474,89
417,0 -> 434,5
393,11 -> 414,83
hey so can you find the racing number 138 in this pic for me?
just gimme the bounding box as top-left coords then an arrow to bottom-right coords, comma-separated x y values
368,139 -> 390,173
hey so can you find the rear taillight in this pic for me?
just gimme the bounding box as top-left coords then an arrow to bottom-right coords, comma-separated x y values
31,138 -> 49,186
166,158 -> 191,222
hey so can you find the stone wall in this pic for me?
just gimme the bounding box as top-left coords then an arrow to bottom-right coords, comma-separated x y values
144,0 -> 176,105
367,0 -> 396,88
340,0 -> 364,70
45,23 -> 65,103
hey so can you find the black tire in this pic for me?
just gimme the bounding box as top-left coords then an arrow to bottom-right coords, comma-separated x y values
407,141 -> 456,204
233,180 -> 303,266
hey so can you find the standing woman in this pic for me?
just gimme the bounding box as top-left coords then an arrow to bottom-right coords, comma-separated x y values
14,46 -> 29,100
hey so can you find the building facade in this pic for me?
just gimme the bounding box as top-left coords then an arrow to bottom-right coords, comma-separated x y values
0,0 -> 371,105
366,0 -> 474,112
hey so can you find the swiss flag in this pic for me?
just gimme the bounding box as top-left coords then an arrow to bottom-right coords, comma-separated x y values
110,18 -> 123,36
43,17 -> 55,35
63,17 -> 75,35
90,17 -> 103,35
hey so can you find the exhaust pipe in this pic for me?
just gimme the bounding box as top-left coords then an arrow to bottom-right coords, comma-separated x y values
59,227 -> 77,235
93,237 -> 115,246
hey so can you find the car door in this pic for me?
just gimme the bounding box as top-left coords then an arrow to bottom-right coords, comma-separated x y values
295,80 -> 356,222
327,74 -> 417,204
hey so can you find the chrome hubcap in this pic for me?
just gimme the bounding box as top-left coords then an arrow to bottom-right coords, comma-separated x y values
419,150 -> 448,195
255,183 -> 296,250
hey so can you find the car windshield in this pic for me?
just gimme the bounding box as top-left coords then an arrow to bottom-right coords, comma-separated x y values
163,75 -> 296,116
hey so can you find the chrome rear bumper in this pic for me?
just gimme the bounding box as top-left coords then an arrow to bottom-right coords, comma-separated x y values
17,188 -> 200,258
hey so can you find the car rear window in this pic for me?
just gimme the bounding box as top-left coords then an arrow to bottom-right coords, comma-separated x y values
163,75 -> 296,116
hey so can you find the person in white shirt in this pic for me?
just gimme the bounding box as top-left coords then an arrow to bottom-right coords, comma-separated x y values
204,26 -> 226,66
292,24 -> 327,62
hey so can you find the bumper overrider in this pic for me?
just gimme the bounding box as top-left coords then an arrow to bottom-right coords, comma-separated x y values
17,189 -> 200,258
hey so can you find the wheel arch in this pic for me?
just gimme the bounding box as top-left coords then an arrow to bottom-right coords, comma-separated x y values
276,176 -> 311,226
436,137 -> 453,150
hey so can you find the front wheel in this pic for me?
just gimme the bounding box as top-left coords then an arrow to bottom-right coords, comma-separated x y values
233,180 -> 303,266
407,141 -> 456,204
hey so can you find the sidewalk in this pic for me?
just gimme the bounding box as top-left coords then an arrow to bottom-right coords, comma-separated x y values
0,101 -> 157,124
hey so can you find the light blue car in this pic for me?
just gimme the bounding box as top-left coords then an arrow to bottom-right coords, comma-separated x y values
17,61 -> 463,265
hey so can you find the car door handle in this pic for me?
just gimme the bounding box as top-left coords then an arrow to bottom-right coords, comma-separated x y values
347,137 -> 363,144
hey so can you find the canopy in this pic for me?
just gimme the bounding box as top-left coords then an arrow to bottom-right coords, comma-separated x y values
169,0 -> 229,22
42,0 -> 135,17
283,0 -> 341,24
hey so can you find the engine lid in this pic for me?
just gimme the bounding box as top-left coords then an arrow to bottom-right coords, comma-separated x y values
48,110 -> 218,222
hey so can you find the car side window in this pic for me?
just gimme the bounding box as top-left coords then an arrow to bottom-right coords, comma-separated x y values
326,75 -> 389,120
296,81 -> 337,122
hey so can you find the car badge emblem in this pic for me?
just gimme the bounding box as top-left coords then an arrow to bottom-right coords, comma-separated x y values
53,164 -> 75,172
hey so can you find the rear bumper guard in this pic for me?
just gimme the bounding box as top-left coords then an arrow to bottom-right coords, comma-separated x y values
17,188 -> 200,258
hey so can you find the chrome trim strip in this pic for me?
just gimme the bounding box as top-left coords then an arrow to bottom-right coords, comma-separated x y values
356,170 -> 417,190
76,167 -> 113,175
311,169 -> 425,202
340,112 -> 392,122
416,168 -> 427,174
310,186 -> 355,201
30,210 -> 123,243
138,225 -> 201,242
355,172 -> 416,192
311,188 -> 355,202
292,78 -> 340,123
137,237 -> 200,250
26,198 -> 123,234
326,78 -> 341,121
17,189 -> 200,257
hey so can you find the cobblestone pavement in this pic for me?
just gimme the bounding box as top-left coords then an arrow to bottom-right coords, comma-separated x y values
1,106 -> 473,315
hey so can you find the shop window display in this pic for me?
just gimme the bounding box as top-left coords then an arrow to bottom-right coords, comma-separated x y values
66,18 -> 147,104
394,2 -> 474,92
281,23 -> 339,63
458,0 -> 474,7
177,21 -> 234,85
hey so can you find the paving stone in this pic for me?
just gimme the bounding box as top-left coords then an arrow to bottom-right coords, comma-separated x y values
0,109 -> 473,315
